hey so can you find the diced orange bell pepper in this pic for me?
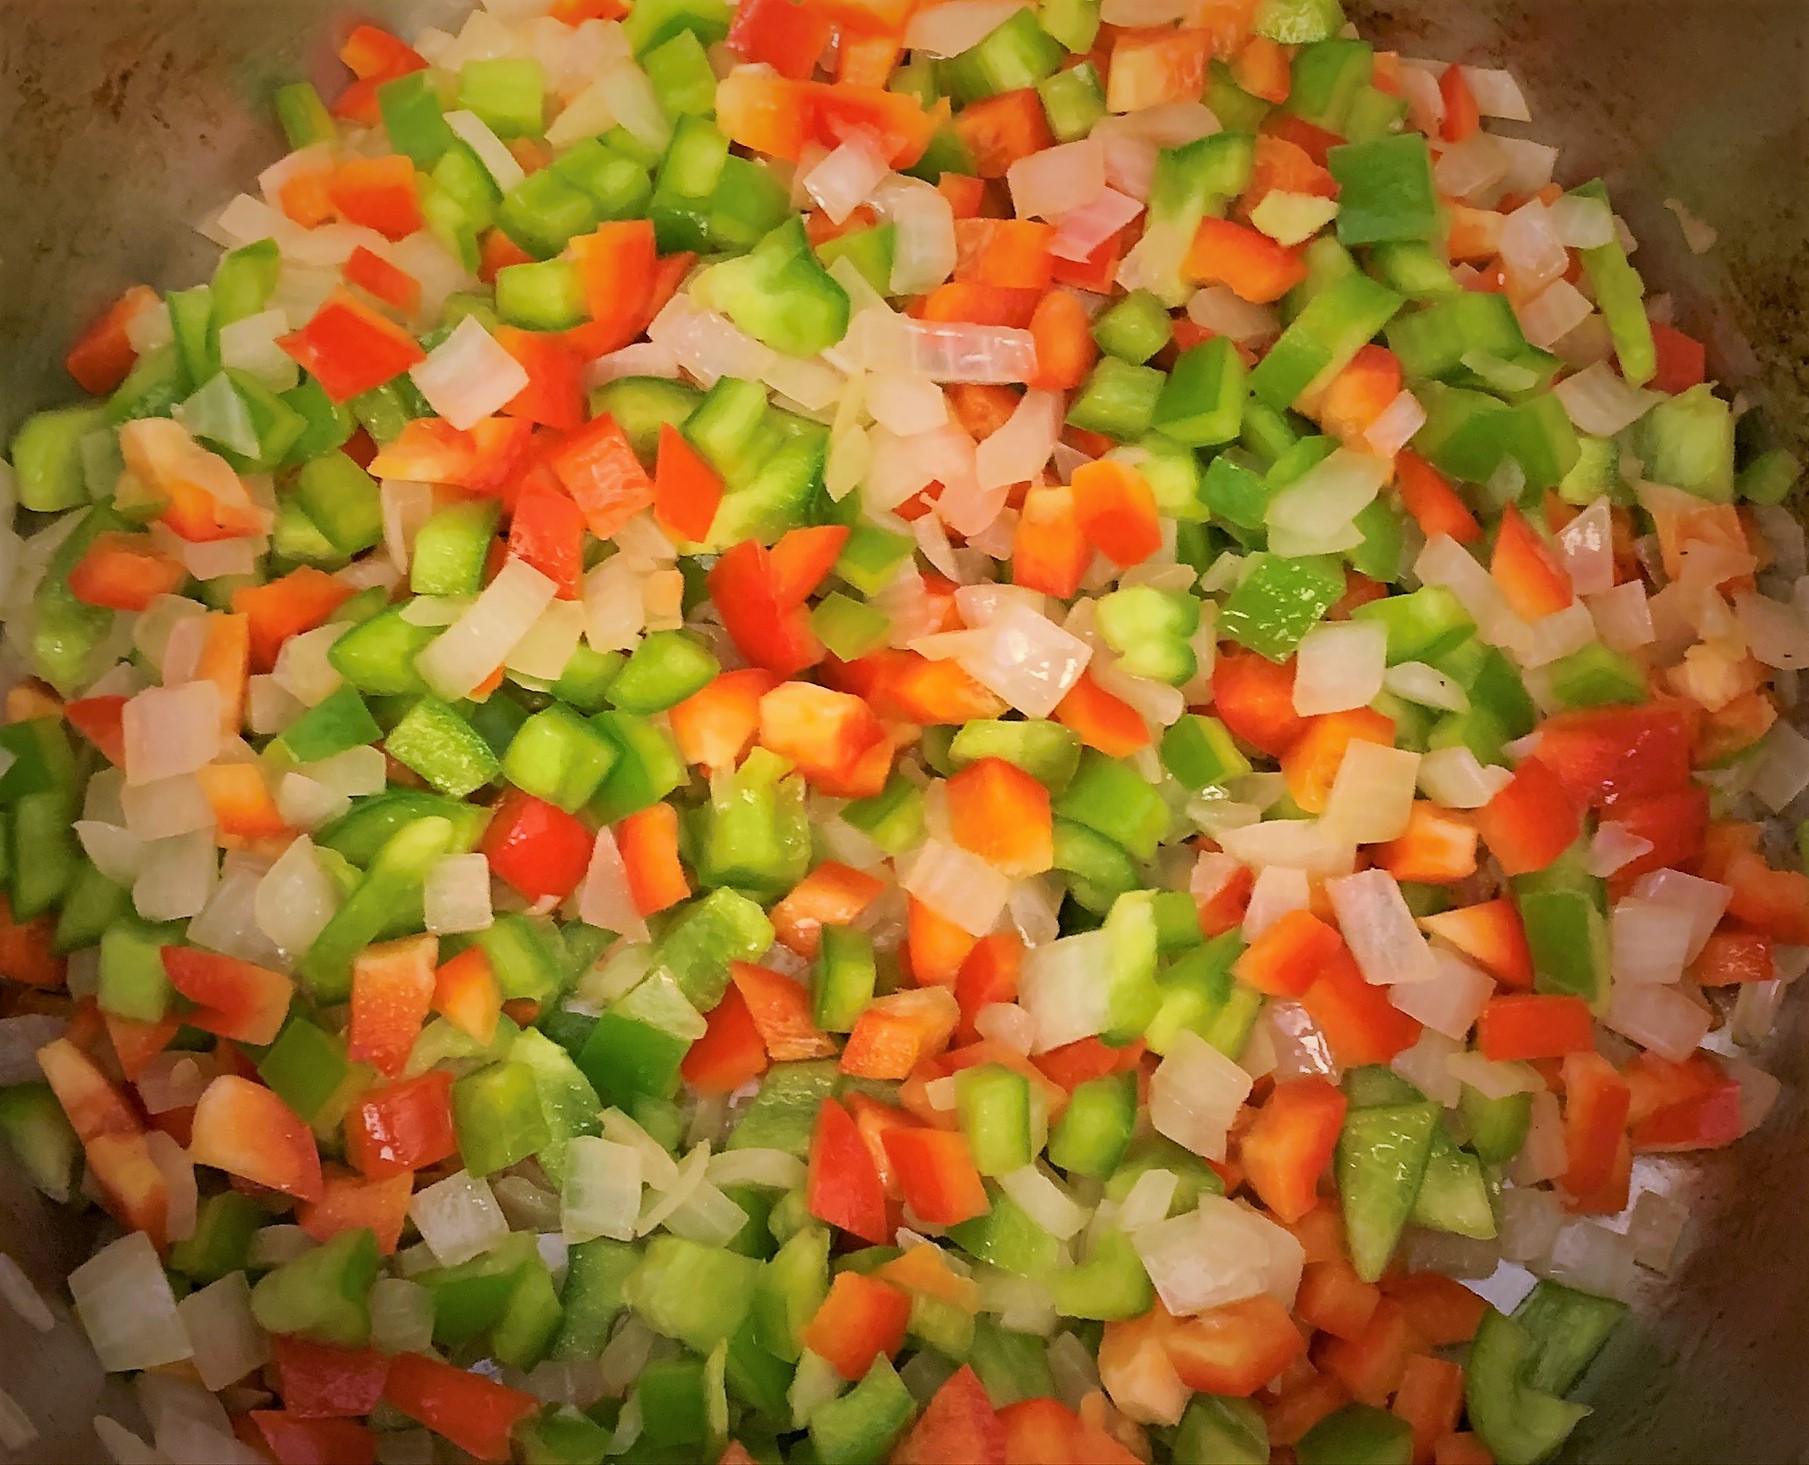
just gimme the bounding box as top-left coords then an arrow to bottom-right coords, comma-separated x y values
730,961 -> 837,1061
616,802 -> 690,916
1052,670 -> 1152,758
1071,458 -> 1163,566
546,414 -> 656,540
1418,899 -> 1534,988
1028,290 -> 1099,393
189,1075 -> 323,1201
1393,1354 -> 1466,1464
1296,1257 -> 1381,1341
946,756 -> 1054,878
841,988 -> 961,1080
952,88 -> 1053,177
954,218 -> 1056,291
1281,708 -> 1396,814
1238,1075 -> 1347,1223
1317,344 -> 1403,442
431,947 -> 501,1046
759,681 -> 887,787
0,896 -> 67,991
906,896 -> 979,987
801,1271 -> 912,1381
64,285 -> 159,396
195,763 -> 289,847
1212,648 -> 1307,757
1158,1296 -> 1309,1396
1316,1297 -> 1428,1408
232,567 -> 356,672
1472,756 -> 1582,876
1490,504 -> 1574,620
1183,218 -> 1308,303
882,1126 -> 991,1227
1233,910 -> 1345,999
1395,450 -> 1482,545
1439,63 -> 1480,142
569,221 -> 656,357
769,861 -> 885,960
652,422 -> 725,543
1380,1271 -> 1489,1346
1300,948 -> 1423,1066
299,1168 -> 415,1255
1374,802 -> 1479,884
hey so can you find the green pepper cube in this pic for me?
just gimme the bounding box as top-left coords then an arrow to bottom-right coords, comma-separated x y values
939,8 -> 1067,102
635,1357 -> 711,1446
553,139 -> 655,224
411,499 -> 501,597
624,1235 -> 761,1352
258,1017 -> 366,1134
1066,357 -> 1166,442
1254,0 -> 1344,43
1048,1070 -> 1137,1179
1219,552 -> 1347,661
1054,750 -> 1172,863
623,0 -> 732,55
808,1357 -> 916,1465
692,217 -> 851,359
1095,586 -> 1201,685
654,888 -> 775,1011
588,710 -> 687,823
1092,289 -> 1173,365
840,775 -> 926,855
1464,1307 -> 1593,1465
1252,271 -> 1401,411
650,115 -> 732,254
811,592 -> 892,662
250,1228 -> 380,1347
503,704 -> 620,812
728,1059 -> 839,1157
385,697 -> 501,797
1571,179 -> 1655,388
468,914 -> 568,1006
1037,60 -> 1106,144
377,70 -> 456,169
1176,1395 -> 1269,1465
96,916 -> 182,1023
948,719 -> 1081,792
1545,641 -> 1647,709
11,405 -> 108,513
1633,382 -> 1735,502
276,684 -> 382,764
814,925 -> 877,1035
1202,449 -> 1278,531
551,645 -> 625,713
955,1064 -> 1035,1177
452,1061 -> 553,1176
1350,584 -> 1475,665
1153,337 -> 1247,446
605,630 -> 720,714
167,1190 -> 267,1284
459,58 -> 545,138
1285,37 -> 1373,133
1328,132 -> 1438,246
949,1186 -> 1061,1277
577,994 -> 697,1108
1511,846 -> 1610,1006
643,28 -> 718,118
499,170 -> 599,259
1161,713 -> 1253,793
833,524 -> 914,597
495,259 -> 588,331
275,81 -> 336,149
1336,1101 -> 1440,1282
1298,1404 -> 1413,1465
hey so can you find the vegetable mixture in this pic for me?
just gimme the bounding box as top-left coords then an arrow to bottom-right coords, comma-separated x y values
0,0 -> 1802,1461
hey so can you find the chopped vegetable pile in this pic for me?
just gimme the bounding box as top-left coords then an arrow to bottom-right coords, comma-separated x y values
0,0 -> 1803,1461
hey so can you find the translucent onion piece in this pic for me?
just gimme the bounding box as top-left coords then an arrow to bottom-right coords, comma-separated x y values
132,830 -> 218,922
1663,197 -> 1718,255
1134,1194 -> 1303,1316
409,1171 -> 508,1267
1499,1185 -> 1564,1263
423,853 -> 495,934
1587,580 -> 1656,651
998,1166 -> 1089,1240
1387,950 -> 1493,1039
1391,1028 -> 1462,1105
562,1135 -> 643,1243
1185,285 -> 1280,345
1494,135 -> 1560,195
707,1147 -> 808,1191
903,0 -> 1026,53
70,1232 -> 192,1373
1149,1031 -> 1251,1161
1585,820 -> 1653,877
873,176 -> 957,295
954,600 -> 1092,718
1628,868 -> 1730,959
1363,389 -> 1427,459
1019,928 -> 1113,1052
864,373 -> 948,436
121,774 -> 214,841
1265,448 -> 1388,541
1627,1190 -> 1689,1274
1445,1050 -> 1541,1100
1515,277 -> 1593,350
1461,66 -> 1532,121
974,390 -> 1062,494
901,838 -> 1011,937
1049,186 -> 1143,262
1538,1220 -> 1639,1302
254,835 -> 339,956
1319,741 -> 1421,846
1511,1090 -> 1567,1186
1553,360 -> 1658,437
1433,134 -> 1508,199
445,109 -> 526,190
1603,981 -> 1712,1062
1749,718 -> 1809,812
1734,591 -> 1809,670
121,681 -> 222,787
1007,137 -> 1107,221
1499,200 -> 1568,296
1241,864 -> 1309,942
369,1278 -> 436,1357
417,556 -> 556,699
1117,1168 -> 1178,1233
408,317 -> 530,431
1610,897 -> 1693,985
803,132 -> 891,225
177,1273 -> 267,1391
1292,620 -> 1387,716
1556,498 -> 1614,597
272,623 -> 346,706
1214,818 -> 1355,876
1325,868 -> 1438,986
1385,661 -> 1470,714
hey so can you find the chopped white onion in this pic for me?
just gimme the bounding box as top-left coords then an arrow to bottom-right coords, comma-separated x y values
1499,199 -> 1568,296
1363,389 -> 1427,459
1117,1169 -> 1178,1234
998,1166 -> 1090,1240
1185,286 -> 1279,346
974,1002 -> 1037,1054
1386,661 -> 1470,714
562,1135 -> 643,1243
1461,66 -> 1532,121
1494,135 -> 1560,196
1134,1195 -> 1303,1316
1392,1028 -> 1463,1105
132,830 -> 218,922
1537,1220 -> 1638,1301
1007,137 -> 1107,221
76,820 -> 150,886
409,1171 -> 508,1267
272,623 -> 346,706
424,852 -> 495,934
1628,868 -> 1730,959
121,774 -> 213,841
71,1232 -> 192,1372
1292,620 -> 1387,716
903,0 -> 1025,53
253,835 -> 339,956
1735,592 -> 1809,671
409,317 -> 530,431
975,390 -> 1062,495
1603,981 -> 1712,1062
1434,134 -> 1509,200
1498,1185 -> 1564,1264
445,108 -> 527,190
1663,197 -> 1717,255
1585,821 -> 1653,877
1515,278 -> 1594,350
417,556 -> 557,700
1242,864 -> 1309,942
873,176 -> 958,295
121,681 -> 222,786
1627,1189 -> 1689,1273
1214,818 -> 1355,876
1388,949 -> 1493,1038
707,1148 -> 808,1191
178,1272 -> 267,1391
1445,1050 -> 1542,1100
369,1277 -> 436,1357
1609,898 -> 1692,985
864,373 -> 948,436
1512,601 -> 1598,669
955,600 -> 1091,717
1149,1031 -> 1251,1161
1326,868 -> 1438,985
803,132 -> 891,225
1020,929 -> 1113,1052
1320,741 -> 1421,846
1553,360 -> 1658,436
1510,1089 -> 1568,1186
1587,581 -> 1656,652
1557,498 -> 1615,597
1049,187 -> 1143,263
901,838 -> 1011,936
1266,447 -> 1388,545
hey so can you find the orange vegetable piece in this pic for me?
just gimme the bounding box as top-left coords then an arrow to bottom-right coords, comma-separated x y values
841,988 -> 961,1080
946,756 -> 1054,877
769,861 -> 885,960
1281,707 -> 1396,814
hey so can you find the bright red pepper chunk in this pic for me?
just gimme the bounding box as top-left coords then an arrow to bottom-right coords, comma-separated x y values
382,1352 -> 538,1464
481,787 -> 594,902
344,1070 -> 459,1179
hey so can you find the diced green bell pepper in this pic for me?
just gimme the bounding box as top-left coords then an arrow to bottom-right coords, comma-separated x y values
250,1228 -> 380,1346
1336,1100 -> 1440,1281
626,1235 -> 761,1352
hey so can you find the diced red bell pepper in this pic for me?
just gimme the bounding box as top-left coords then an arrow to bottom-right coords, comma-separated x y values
189,1075 -> 323,1201
1380,1271 -> 1488,1347
806,1096 -> 889,1244
64,695 -> 128,767
251,1412 -> 378,1465
495,327 -> 585,431
1233,909 -> 1345,999
481,788 -> 593,902
1491,504 -> 1573,620
1071,458 -> 1162,566
725,0 -> 834,78
946,757 -> 1054,878
758,680 -> 887,787
344,245 -> 422,316
507,483 -> 585,599
1475,993 -> 1596,1061
1559,1050 -> 1632,1203
679,982 -> 769,1096
272,1335 -> 393,1418
338,23 -> 426,81
1300,948 -> 1423,1066
1050,670 -> 1151,758
669,667 -> 779,777
329,157 -> 424,242
1692,927 -> 1773,985
710,541 -> 823,677
998,1397 -> 1139,1465
728,961 -> 838,1061
1211,648 -> 1307,756
37,1037 -> 139,1143
383,1353 -> 538,1464
162,947 -> 294,1047
68,532 -> 185,612
1471,756 -> 1582,876
768,860 -> 884,960
800,1270 -> 912,1380
345,1070 -> 458,1178
891,1364 -> 1006,1465
65,285 -> 159,396
652,421 -> 725,543
1418,899 -> 1534,988
298,1167 -> 415,1254
0,895 -> 68,990
1184,217 -> 1308,303
1601,785 -> 1708,882
1159,1296 -> 1309,1396
546,414 -> 656,541
348,935 -> 438,1079
367,417 -> 534,496
1395,449 -> 1482,545
1296,1257 -> 1381,1341
842,988 -> 961,1080
767,524 -> 850,605
1239,1075 -> 1348,1223
568,222 -> 658,358
1535,702 -> 1696,809
233,567 -> 357,672
1317,1296 -> 1429,1408
882,1125 -> 990,1226
279,290 -> 426,403
954,932 -> 1023,1044
1281,707 -> 1396,815
1648,320 -> 1707,395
